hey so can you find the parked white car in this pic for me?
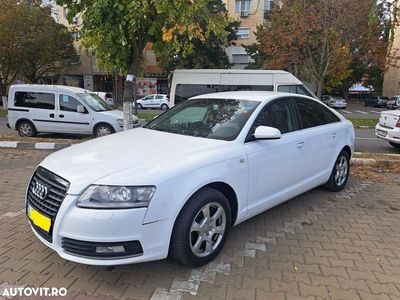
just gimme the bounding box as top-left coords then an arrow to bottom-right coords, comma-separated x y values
135,94 -> 169,110
94,92 -> 114,106
387,96 -> 400,110
7,85 -> 139,137
322,95 -> 347,109
26,91 -> 354,266
375,110 -> 400,148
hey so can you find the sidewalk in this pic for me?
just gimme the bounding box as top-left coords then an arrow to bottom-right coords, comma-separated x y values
0,149 -> 399,299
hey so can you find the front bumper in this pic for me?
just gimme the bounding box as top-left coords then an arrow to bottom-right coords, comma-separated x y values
28,194 -> 173,265
375,124 -> 400,144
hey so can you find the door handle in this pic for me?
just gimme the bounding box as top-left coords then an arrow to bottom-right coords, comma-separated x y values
59,114 -> 64,118
297,142 -> 305,149
49,113 -> 54,118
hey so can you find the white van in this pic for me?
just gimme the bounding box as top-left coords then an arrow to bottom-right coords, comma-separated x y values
7,85 -> 139,137
169,69 -> 317,106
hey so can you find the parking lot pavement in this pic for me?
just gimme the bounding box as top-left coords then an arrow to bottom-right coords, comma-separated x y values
334,103 -> 387,119
0,149 -> 399,299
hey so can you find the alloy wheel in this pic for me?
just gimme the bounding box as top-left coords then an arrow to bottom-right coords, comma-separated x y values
334,156 -> 348,186
189,202 -> 226,257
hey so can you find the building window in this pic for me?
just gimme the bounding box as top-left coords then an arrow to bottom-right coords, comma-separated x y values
235,0 -> 251,12
232,54 -> 250,64
264,0 -> 273,19
236,27 -> 251,39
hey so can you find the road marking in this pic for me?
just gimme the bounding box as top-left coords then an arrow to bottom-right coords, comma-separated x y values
370,110 -> 381,114
341,110 -> 352,114
354,110 -> 369,115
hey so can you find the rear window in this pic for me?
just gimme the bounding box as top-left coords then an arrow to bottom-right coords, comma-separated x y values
14,92 -> 55,110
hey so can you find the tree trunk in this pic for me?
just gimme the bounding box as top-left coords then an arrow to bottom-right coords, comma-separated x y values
122,41 -> 144,130
316,77 -> 324,99
122,77 -> 134,131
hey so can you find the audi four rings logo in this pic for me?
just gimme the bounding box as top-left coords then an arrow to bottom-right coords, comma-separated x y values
31,181 -> 48,200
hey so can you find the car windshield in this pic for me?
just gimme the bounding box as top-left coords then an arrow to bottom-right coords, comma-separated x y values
144,98 -> 260,141
77,93 -> 113,112
332,97 -> 344,101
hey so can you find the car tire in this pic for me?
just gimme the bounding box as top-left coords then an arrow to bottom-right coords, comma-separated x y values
389,142 -> 400,149
161,104 -> 169,110
323,150 -> 350,192
169,187 -> 231,267
17,120 -> 37,137
136,103 -> 143,110
94,123 -> 114,138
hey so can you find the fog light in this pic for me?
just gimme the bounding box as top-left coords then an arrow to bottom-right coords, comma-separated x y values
96,245 -> 125,253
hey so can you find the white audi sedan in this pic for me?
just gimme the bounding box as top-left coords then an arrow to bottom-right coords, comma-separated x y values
26,91 -> 355,266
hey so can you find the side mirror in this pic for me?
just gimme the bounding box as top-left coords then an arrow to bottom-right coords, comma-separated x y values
77,105 -> 85,113
254,126 -> 281,140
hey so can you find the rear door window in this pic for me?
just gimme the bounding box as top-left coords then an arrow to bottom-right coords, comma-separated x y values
295,98 -> 340,129
14,92 -> 55,110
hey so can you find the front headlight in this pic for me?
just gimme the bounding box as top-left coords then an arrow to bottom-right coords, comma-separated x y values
77,185 -> 156,209
117,119 -> 123,126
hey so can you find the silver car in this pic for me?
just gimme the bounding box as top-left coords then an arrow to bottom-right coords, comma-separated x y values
322,95 -> 347,109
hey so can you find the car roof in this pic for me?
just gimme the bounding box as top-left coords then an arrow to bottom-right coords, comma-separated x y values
10,84 -> 90,94
174,69 -> 289,75
190,91 -> 313,103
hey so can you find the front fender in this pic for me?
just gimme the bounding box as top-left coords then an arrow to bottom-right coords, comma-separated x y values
142,155 -> 248,226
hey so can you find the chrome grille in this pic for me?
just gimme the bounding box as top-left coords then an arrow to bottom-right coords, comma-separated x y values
27,166 -> 69,242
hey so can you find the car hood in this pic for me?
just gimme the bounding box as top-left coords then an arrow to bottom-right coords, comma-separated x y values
98,110 -> 138,121
39,128 -> 233,194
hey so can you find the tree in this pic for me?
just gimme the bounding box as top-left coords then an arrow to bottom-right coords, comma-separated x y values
58,0 -> 230,130
255,0 -> 397,98
0,0 -> 25,96
19,8 -> 78,83
0,1 -> 77,95
156,0 -> 239,71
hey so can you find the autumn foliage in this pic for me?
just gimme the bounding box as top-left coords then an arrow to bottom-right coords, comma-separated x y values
256,0 -> 397,97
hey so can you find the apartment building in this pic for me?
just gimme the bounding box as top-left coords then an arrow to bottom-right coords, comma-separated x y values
383,24 -> 400,97
223,0 -> 274,68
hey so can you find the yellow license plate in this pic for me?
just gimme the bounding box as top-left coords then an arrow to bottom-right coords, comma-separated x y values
28,206 -> 51,232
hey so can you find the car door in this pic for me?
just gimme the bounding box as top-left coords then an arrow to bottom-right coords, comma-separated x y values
13,91 -> 58,132
154,95 -> 164,107
57,94 -> 91,134
244,97 -> 306,216
292,97 -> 341,180
141,95 -> 154,108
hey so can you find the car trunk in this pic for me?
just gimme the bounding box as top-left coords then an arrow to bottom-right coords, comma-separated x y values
379,111 -> 400,129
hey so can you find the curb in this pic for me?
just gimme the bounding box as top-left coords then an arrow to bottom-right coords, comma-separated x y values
0,141 -> 72,150
354,125 -> 375,129
351,158 -> 399,166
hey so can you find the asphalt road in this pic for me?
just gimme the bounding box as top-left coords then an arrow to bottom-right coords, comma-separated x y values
331,102 -> 387,119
